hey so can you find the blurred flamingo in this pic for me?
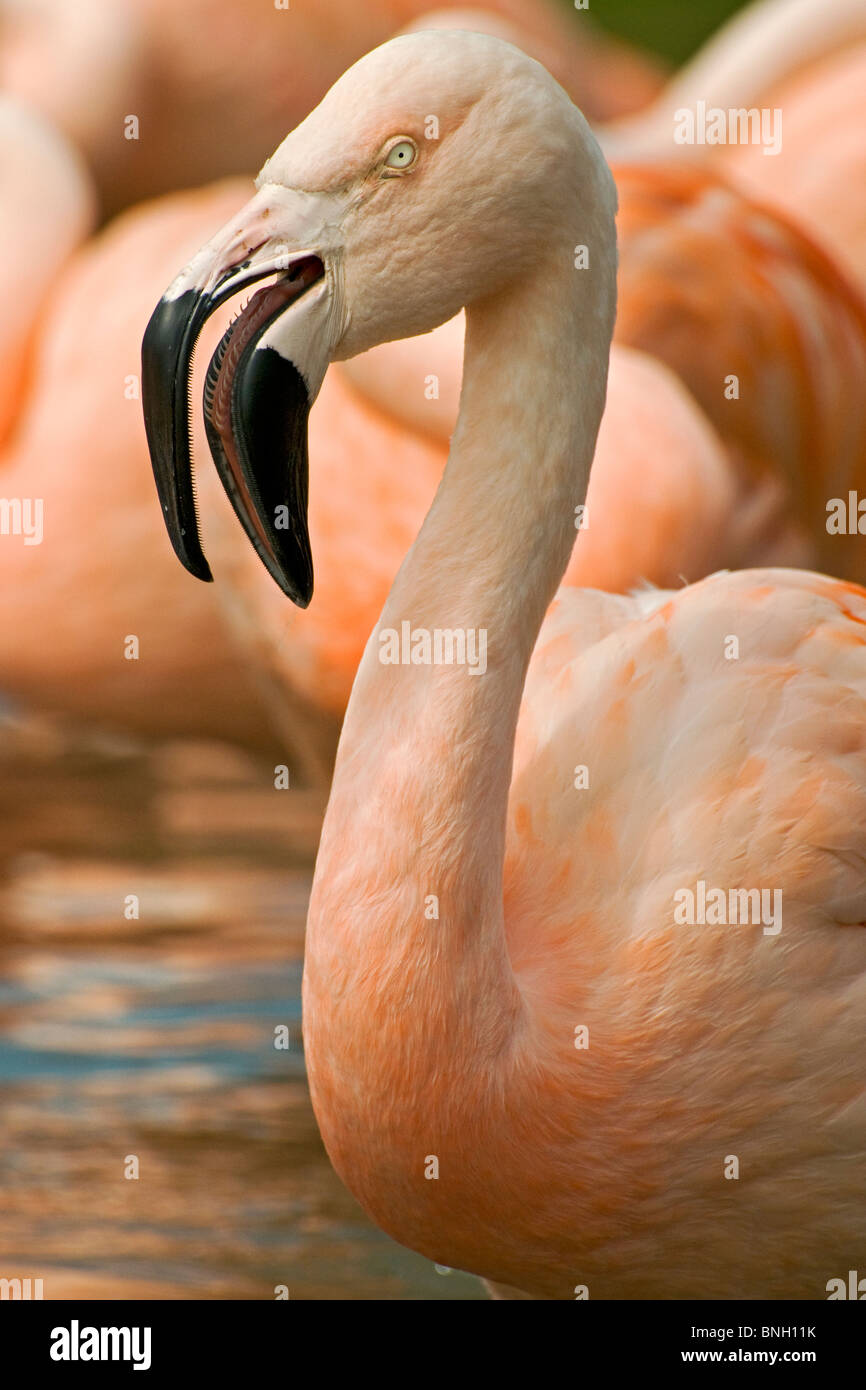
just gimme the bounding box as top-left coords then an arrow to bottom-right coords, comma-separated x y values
603,0 -> 866,160
0,179 -> 329,766
143,31 -> 866,1298
0,98 -> 94,446
722,43 -> 866,292
613,161 -> 866,584
603,0 -> 866,292
0,0 -> 664,216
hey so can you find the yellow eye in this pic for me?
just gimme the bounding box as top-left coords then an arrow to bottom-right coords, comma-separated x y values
384,140 -> 417,172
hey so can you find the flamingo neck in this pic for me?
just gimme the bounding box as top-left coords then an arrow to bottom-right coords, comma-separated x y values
304,196 -> 616,1207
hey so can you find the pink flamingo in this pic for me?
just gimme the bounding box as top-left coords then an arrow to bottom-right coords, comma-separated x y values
603,0 -> 866,293
0,179 -> 270,749
604,0 -> 866,160
722,43 -> 866,292
0,98 -> 94,446
143,31 -> 866,1297
352,160 -> 866,589
613,161 -> 866,585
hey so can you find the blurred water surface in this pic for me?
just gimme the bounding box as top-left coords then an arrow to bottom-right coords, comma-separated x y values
0,716 -> 482,1299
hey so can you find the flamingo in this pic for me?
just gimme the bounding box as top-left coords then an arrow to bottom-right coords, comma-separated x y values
0,177 -> 295,757
603,0 -> 866,161
351,161 -> 866,587
602,0 -> 866,294
142,31 -> 866,1298
612,161 -> 866,585
722,43 -> 866,293
0,97 -> 94,446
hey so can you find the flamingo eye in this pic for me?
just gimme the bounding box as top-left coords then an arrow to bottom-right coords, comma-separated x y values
383,140 -> 418,172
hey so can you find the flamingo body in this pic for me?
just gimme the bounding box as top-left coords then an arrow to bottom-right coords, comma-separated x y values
308,566 -> 866,1298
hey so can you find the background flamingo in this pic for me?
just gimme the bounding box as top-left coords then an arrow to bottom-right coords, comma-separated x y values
0,98 -> 94,446
6,0 -> 865,766
0,0 -> 664,216
603,0 -> 866,293
144,30 -> 866,1298
603,0 -> 866,159
613,162 -> 866,583
722,43 -> 866,292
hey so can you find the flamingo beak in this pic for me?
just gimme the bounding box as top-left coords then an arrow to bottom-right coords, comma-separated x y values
141,187 -> 341,606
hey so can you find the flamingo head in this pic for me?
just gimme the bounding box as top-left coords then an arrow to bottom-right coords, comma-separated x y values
142,29 -> 611,604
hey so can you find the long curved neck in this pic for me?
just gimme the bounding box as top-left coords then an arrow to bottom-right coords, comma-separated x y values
304,196 -> 616,1157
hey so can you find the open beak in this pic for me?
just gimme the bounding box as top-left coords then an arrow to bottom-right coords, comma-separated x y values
141,186 -> 343,605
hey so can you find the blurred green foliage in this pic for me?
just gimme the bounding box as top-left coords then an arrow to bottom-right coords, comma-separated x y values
566,0 -> 751,65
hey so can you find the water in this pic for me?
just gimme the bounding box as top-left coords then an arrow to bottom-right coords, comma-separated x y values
0,716 -> 483,1299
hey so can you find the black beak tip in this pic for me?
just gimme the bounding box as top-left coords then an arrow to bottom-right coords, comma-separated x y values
290,578 -> 313,610
180,547 -> 215,585
262,543 -> 313,608
153,493 -> 214,584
